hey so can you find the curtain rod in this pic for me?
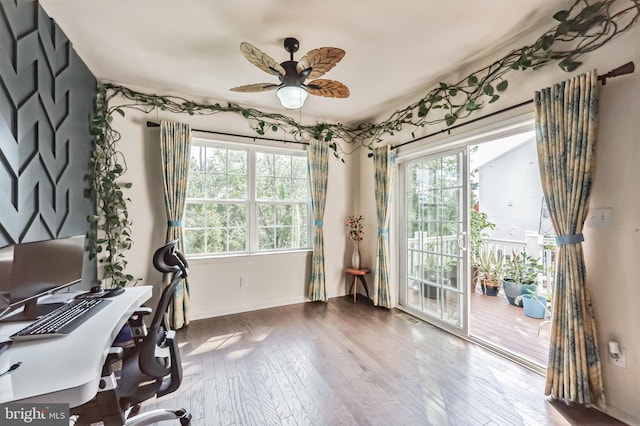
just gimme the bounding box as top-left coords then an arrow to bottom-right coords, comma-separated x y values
146,121 -> 308,146
391,61 -> 635,151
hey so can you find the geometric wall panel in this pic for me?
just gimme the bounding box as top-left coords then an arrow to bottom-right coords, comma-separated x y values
0,0 -> 97,247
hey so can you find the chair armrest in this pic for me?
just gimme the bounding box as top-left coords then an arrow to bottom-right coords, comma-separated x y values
129,307 -> 153,341
101,347 -> 124,378
157,330 -> 183,398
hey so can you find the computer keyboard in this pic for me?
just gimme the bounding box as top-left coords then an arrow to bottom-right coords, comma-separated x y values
10,298 -> 110,340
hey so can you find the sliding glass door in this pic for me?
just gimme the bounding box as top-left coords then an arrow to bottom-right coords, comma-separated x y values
400,149 -> 468,332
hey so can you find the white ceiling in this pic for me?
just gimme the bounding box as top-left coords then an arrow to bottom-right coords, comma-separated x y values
40,0 -> 571,125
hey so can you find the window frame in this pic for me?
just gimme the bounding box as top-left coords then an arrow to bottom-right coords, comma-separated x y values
184,137 -> 311,258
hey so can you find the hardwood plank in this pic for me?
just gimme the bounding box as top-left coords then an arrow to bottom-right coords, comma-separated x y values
203,379 -> 221,426
214,353 -> 237,425
273,370 -> 317,426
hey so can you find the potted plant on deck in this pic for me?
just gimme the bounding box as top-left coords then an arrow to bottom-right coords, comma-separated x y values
517,288 -> 549,319
501,251 -> 543,307
476,247 -> 504,296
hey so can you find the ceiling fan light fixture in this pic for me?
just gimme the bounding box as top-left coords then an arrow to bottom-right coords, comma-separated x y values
276,85 -> 308,109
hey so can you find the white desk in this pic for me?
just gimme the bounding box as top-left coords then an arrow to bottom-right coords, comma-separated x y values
0,286 -> 152,407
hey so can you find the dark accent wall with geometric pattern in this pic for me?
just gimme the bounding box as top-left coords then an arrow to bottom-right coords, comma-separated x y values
0,0 -> 97,247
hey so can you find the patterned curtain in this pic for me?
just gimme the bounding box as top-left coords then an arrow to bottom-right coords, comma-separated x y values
307,139 -> 329,301
373,145 -> 396,308
160,120 -> 192,329
534,70 -> 604,407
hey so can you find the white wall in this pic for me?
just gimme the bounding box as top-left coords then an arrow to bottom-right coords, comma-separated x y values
109,102 -> 351,320
359,25 -> 640,424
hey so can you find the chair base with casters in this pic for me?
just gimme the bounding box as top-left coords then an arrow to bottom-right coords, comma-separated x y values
71,240 -> 192,425
122,408 -> 191,426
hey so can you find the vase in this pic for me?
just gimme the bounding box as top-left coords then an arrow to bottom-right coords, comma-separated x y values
351,240 -> 361,269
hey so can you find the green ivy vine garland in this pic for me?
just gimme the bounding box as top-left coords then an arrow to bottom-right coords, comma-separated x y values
89,0 -> 639,287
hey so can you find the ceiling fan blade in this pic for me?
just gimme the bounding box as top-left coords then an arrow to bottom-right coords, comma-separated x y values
239,42 -> 286,77
306,79 -> 350,98
230,83 -> 280,93
296,47 -> 345,79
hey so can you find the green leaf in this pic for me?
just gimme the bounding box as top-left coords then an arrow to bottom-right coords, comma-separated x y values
553,10 -> 570,22
271,125 -> 278,132
541,35 -> 554,51
489,94 -> 500,104
496,80 -> 509,92
115,108 -> 125,117
581,2 -> 604,19
90,127 -> 102,136
483,85 -> 494,96
444,114 -> 457,126
465,100 -> 481,111
448,89 -> 458,97
556,22 -> 570,36
468,75 -> 478,86
559,58 -> 582,72
418,100 -> 428,117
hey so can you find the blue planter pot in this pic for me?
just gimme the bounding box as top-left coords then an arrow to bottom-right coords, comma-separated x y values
522,294 -> 547,318
502,280 -> 537,307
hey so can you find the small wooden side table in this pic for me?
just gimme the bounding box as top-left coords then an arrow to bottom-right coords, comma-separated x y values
345,267 -> 370,303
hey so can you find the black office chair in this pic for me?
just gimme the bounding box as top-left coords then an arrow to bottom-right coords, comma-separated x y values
113,239 -> 192,425
74,240 -> 192,426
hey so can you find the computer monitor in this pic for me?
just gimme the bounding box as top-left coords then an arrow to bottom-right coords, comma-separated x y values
0,235 -> 85,321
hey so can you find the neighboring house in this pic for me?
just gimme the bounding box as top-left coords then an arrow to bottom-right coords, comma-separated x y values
476,136 -> 555,242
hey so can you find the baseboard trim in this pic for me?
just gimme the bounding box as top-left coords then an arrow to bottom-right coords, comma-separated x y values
190,296 -> 308,320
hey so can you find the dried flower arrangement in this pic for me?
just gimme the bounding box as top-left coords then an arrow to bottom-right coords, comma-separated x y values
346,215 -> 364,241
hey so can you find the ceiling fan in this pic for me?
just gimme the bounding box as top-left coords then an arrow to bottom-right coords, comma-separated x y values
230,37 -> 350,109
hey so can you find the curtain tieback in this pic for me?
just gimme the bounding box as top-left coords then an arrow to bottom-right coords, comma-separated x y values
378,228 -> 388,234
555,233 -> 584,245
168,220 -> 182,227
314,220 -> 324,227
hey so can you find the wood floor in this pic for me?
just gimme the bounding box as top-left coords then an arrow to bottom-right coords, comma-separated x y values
141,296 -> 624,426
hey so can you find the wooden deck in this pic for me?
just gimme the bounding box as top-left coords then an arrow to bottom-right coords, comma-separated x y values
470,286 -> 551,366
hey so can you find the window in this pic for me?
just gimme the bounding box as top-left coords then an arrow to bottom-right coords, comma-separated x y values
183,139 -> 310,256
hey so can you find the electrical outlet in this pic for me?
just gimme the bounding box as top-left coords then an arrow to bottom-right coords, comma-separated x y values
608,348 -> 627,368
240,277 -> 249,288
586,208 -> 612,227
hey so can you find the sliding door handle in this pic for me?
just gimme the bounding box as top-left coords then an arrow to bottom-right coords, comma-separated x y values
457,232 -> 467,251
